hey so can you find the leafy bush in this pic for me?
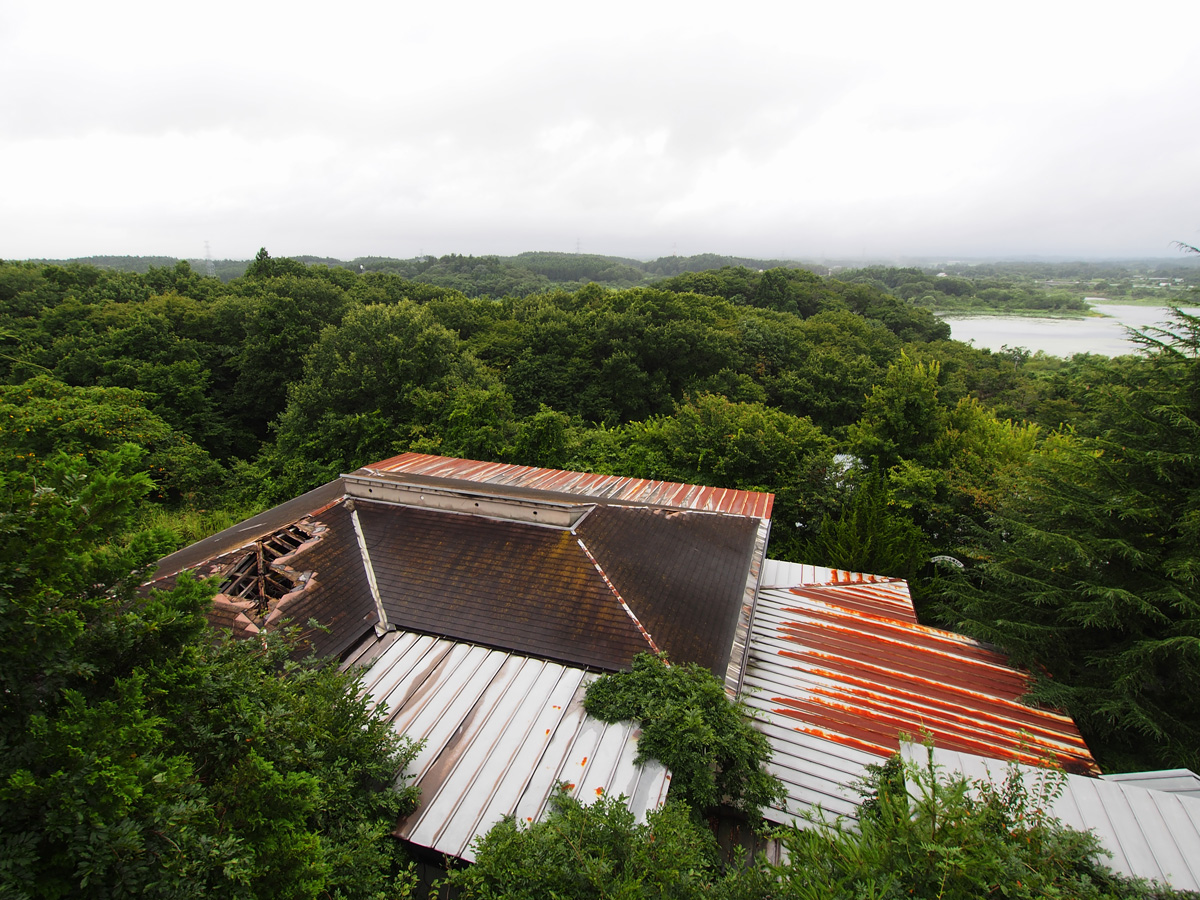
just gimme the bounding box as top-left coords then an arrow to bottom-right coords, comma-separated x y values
582,653 -> 784,821
0,449 -> 420,899
737,749 -> 1196,900
440,793 -> 720,900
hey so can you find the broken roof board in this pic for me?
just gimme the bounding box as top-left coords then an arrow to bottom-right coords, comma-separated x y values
150,478 -> 347,583
743,582 -> 1097,775
365,452 -> 774,518
905,744 -> 1200,892
353,629 -> 670,862
147,501 -> 380,660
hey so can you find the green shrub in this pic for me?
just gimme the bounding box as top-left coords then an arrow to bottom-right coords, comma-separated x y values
747,748 -> 1197,900
583,653 -> 784,821
440,792 -> 720,900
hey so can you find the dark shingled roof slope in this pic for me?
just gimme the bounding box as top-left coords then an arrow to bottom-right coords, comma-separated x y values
356,502 -> 652,671
272,502 -> 379,660
575,506 -> 759,675
144,455 -> 773,672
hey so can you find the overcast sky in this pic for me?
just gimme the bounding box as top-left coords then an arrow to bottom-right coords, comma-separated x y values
2,1 -> 1198,263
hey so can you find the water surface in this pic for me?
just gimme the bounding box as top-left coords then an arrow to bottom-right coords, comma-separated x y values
941,303 -> 1200,357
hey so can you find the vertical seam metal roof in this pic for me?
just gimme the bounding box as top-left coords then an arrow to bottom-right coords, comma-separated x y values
744,583 -> 1097,774
739,562 -> 1100,829
354,630 -> 671,862
366,452 -> 774,518
903,744 -> 1200,892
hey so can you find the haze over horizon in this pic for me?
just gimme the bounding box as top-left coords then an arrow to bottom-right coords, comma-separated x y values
3,1 -> 1198,263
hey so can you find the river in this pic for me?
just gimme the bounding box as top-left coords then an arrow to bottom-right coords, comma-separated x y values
940,302 -> 1200,357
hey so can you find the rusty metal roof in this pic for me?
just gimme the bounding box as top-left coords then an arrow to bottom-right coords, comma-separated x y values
740,562 -> 1099,827
745,580 -> 1097,772
347,629 -> 670,862
908,744 -> 1200,892
758,559 -> 919,623
363,452 -> 775,518
574,505 -> 761,676
147,456 -> 768,676
354,498 -> 760,674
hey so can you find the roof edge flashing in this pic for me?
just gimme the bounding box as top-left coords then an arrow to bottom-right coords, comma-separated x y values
342,474 -> 590,528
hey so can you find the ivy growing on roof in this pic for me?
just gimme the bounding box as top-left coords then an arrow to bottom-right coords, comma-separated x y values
583,652 -> 784,821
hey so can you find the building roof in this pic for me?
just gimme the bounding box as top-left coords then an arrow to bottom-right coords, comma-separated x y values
345,629 -> 671,863
146,453 -> 772,677
366,452 -> 775,517
1103,769 -> 1200,800
906,744 -> 1200,892
740,560 -> 1099,828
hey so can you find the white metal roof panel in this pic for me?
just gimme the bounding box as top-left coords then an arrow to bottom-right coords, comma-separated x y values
1103,769 -> 1200,800
903,744 -> 1200,892
355,630 -> 670,862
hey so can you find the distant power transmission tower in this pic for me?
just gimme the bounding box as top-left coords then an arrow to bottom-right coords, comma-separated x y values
204,241 -> 216,277
575,237 -> 581,255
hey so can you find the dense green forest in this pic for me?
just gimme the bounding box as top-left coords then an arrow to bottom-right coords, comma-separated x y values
3,250 -> 1197,897
39,250 -> 1200,310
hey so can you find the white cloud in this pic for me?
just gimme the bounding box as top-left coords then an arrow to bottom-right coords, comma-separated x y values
2,0 -> 1198,260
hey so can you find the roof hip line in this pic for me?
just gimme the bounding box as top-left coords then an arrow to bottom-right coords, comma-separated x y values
575,535 -> 660,657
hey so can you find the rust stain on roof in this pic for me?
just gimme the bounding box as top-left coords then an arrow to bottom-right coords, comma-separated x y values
366,452 -> 774,518
748,580 -> 1099,775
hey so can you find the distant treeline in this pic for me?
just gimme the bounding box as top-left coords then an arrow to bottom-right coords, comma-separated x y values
21,250 -> 1199,310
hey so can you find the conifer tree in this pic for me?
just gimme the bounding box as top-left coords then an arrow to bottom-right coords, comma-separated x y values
935,309 -> 1200,770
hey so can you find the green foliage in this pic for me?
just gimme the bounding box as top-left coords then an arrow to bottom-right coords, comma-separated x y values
742,749 -> 1186,900
933,309 -> 1200,771
807,473 -> 932,581
583,654 -> 784,820
0,376 -> 225,502
258,301 -> 514,500
439,750 -> 1187,900
133,501 -> 267,554
841,265 -> 1093,314
440,792 -> 720,900
838,354 -> 1041,568
0,451 -> 419,899
232,274 -> 351,436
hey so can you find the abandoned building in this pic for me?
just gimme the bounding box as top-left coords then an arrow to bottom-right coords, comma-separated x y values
147,453 -> 1200,891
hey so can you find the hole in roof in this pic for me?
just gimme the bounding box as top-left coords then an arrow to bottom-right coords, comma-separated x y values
218,524 -> 313,612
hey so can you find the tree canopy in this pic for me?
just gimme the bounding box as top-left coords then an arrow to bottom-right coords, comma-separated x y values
0,449 -> 420,899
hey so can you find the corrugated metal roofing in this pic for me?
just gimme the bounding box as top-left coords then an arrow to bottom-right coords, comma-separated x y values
365,452 -> 775,518
758,559 -> 918,623
351,630 -> 671,862
744,581 -> 1097,775
740,562 -> 1099,827
904,744 -> 1200,892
